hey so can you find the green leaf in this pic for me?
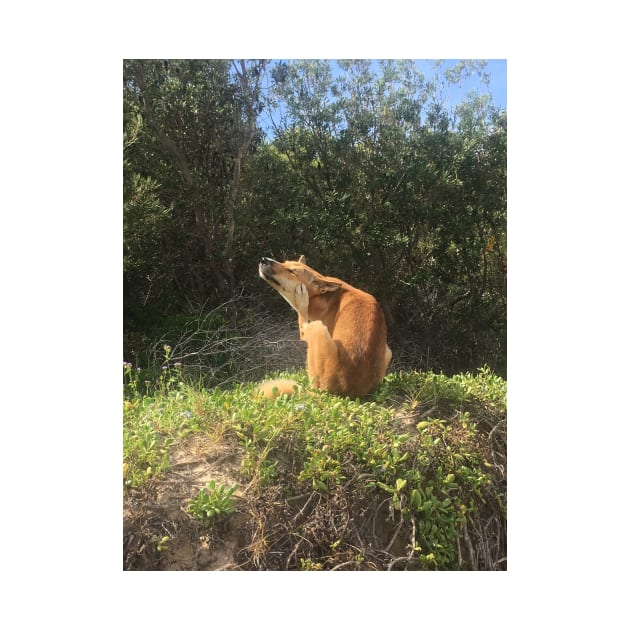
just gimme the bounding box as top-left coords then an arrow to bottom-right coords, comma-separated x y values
410,489 -> 423,509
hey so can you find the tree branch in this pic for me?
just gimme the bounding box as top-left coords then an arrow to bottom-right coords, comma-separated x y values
134,62 -> 195,188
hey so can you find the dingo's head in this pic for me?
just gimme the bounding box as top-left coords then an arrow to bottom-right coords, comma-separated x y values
259,256 -> 341,312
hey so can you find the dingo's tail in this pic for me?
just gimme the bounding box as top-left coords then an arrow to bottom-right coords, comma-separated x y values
256,378 -> 302,399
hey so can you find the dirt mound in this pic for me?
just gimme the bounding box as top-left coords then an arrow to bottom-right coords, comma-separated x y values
124,382 -> 507,571
123,434 -> 246,570
123,432 -> 417,571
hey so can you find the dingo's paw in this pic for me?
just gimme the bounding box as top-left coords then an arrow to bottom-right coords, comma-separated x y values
295,282 -> 309,316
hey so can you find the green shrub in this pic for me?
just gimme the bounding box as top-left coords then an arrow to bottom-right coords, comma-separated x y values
124,367 -> 507,569
188,481 -> 238,527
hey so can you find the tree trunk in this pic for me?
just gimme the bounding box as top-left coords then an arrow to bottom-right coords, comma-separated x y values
222,60 -> 268,291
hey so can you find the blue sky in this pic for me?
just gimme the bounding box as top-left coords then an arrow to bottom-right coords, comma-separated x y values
415,59 -> 506,111
264,59 -> 506,128
482,59 -> 507,109
261,59 -> 506,138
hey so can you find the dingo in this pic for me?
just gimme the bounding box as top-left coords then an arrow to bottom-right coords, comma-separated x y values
258,256 -> 392,398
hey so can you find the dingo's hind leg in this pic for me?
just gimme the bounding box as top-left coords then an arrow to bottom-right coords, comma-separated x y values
302,320 -> 339,391
384,345 -> 392,371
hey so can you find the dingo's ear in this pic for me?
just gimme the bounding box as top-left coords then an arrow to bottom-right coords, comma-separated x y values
312,279 -> 342,293
298,255 -> 306,264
